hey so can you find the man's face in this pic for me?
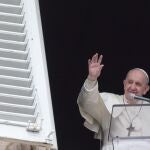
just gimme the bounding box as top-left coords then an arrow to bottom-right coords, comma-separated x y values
123,70 -> 149,103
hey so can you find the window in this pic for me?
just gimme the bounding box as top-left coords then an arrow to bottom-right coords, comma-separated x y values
0,0 -> 57,149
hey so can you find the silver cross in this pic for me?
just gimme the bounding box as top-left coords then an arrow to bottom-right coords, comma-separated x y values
127,123 -> 135,136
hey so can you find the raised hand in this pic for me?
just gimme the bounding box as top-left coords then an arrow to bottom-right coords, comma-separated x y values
87,53 -> 104,81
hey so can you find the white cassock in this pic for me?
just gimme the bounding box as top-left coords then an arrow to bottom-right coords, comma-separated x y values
77,79 -> 150,150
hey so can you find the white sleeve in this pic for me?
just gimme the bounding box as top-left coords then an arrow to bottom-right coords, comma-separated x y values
77,79 -> 105,139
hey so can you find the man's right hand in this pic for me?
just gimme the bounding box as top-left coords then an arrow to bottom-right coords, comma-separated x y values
87,53 -> 104,81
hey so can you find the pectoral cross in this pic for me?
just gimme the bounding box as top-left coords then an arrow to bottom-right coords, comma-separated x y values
127,123 -> 135,136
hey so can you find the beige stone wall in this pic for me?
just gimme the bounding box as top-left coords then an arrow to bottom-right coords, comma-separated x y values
0,141 -> 48,150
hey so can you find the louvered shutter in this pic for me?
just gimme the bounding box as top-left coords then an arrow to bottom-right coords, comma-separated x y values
0,0 -> 57,149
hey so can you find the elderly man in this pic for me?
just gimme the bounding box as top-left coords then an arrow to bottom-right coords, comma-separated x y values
77,53 -> 150,150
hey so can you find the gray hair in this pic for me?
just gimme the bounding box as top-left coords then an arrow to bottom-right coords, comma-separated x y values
126,68 -> 149,84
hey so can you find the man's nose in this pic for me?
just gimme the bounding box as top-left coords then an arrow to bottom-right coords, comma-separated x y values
130,83 -> 137,90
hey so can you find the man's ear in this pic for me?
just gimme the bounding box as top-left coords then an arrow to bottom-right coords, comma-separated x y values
144,85 -> 150,95
123,80 -> 126,90
123,79 -> 126,86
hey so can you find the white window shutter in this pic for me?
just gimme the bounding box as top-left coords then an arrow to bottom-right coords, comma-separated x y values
0,0 -> 57,149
